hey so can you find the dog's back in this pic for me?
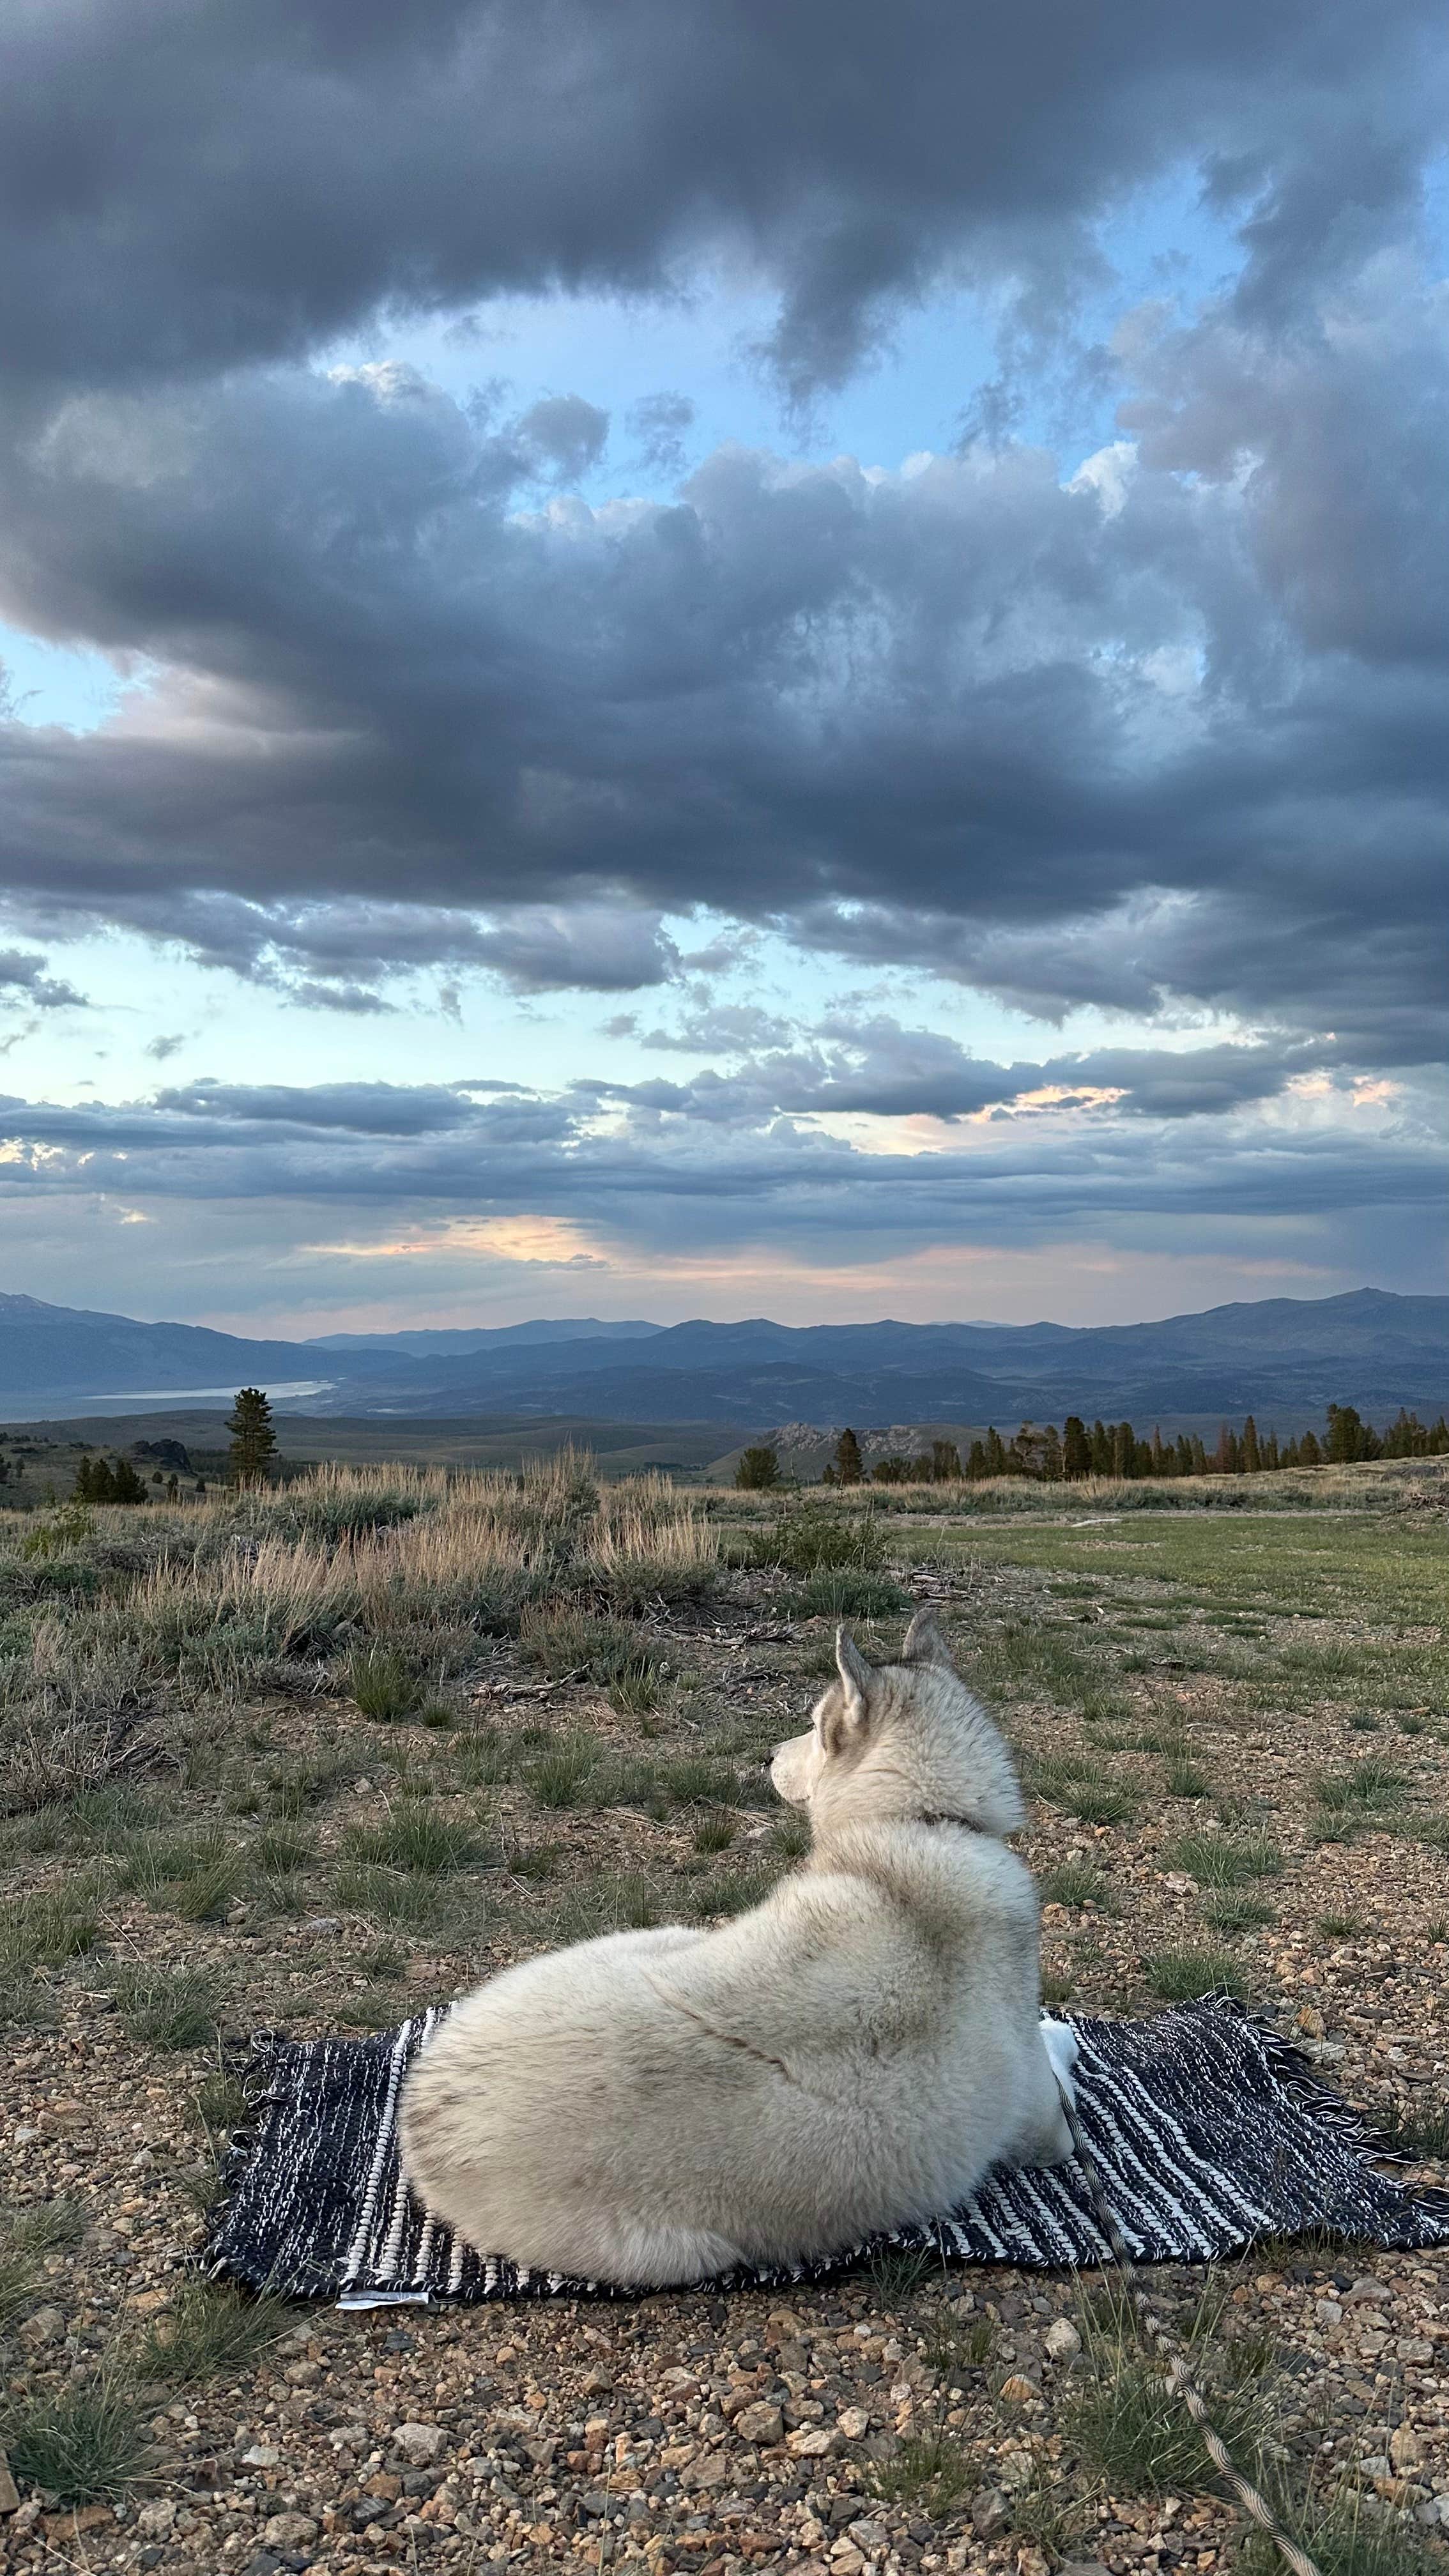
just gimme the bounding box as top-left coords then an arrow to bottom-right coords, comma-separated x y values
399,1609 -> 1073,2284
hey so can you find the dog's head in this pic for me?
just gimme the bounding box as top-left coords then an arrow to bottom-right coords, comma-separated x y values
770,1607 -> 1025,1841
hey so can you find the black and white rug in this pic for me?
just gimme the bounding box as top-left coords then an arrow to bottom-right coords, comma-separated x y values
203,1997 -> 1449,2307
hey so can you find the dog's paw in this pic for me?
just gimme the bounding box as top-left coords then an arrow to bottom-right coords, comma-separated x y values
1040,2016 -> 1079,2102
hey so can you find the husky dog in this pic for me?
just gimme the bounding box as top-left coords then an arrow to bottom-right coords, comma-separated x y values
398,1607 -> 1077,2287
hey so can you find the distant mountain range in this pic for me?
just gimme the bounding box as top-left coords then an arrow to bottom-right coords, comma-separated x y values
0,1287 -> 1443,1434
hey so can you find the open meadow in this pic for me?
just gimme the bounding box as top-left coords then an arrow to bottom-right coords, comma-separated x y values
1,1459 -> 1447,2576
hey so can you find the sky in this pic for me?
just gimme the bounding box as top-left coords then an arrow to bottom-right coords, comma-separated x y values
0,1 -> 1445,1337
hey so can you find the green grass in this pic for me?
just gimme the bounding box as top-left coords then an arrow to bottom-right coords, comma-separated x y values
1201,1892 -> 1278,1935
870,2427 -> 972,2511
692,1814 -> 735,1854
1243,2482 -> 1449,2576
788,1570 -> 911,1620
1375,2095 -> 1449,2161
246,1820 -> 316,1876
1314,1759 -> 1407,1820
526,1736 -> 605,1809
1167,1828 -> 1284,1887
347,1643 -> 423,1721
1317,1912 -> 1365,1939
114,1824 -> 244,1921
1038,1859 -> 1117,1911
1028,1756 -> 1138,1826
1068,2291 -> 1275,2497
686,1864 -> 778,1920
134,2279 -> 290,2388
0,2368 -> 149,2503
0,2202 -> 83,2330
452,1722 -> 516,1787
341,1804 -> 479,1875
108,1963 -> 220,2050
1143,1946 -> 1248,2002
1165,1758 -> 1214,1798
0,1884 -> 102,1973
767,1814 -> 811,1859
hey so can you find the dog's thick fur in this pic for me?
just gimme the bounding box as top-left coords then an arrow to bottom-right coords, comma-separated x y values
398,1608 -> 1076,2287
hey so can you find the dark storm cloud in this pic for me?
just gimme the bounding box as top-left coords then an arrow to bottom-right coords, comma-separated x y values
1,283 -> 1447,1057
0,0 -> 1443,1172
3,2 -> 1440,400
0,1078 -> 1438,1268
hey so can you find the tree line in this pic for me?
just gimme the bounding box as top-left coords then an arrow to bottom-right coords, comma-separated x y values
70,1388 -> 280,1506
735,1402 -> 1449,1489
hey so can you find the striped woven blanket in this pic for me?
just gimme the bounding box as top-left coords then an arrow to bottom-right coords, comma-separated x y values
203,1995 -> 1449,2307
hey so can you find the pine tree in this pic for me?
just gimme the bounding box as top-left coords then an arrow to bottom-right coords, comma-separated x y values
1089,1420 -> 1112,1475
1175,1433 -> 1194,1475
111,1459 -> 146,1503
1062,1416 -> 1092,1480
930,1438 -> 963,1482
1324,1404 -> 1355,1464
1242,1415 -> 1261,1473
1039,1425 -> 1062,1482
228,1387 -> 279,1489
833,1427 -> 864,1486
966,1438 -> 988,1480
735,1445 -> 780,1490
1299,1429 -> 1321,1466
1111,1421 -> 1135,1478
985,1426 -> 1009,1476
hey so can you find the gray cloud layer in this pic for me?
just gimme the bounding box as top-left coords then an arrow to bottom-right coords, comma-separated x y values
4,3 -> 1439,401
0,0 -> 1445,1285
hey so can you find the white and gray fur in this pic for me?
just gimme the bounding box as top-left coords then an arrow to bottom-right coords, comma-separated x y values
397,1607 -> 1077,2288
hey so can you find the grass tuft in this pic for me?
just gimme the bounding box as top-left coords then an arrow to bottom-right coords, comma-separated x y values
1167,1828 -> 1284,1887
341,1804 -> 479,1876
109,1963 -> 220,2050
1143,1945 -> 1248,2002
1201,1891 -> 1277,1935
0,2368 -> 149,2503
134,2278 -> 290,2389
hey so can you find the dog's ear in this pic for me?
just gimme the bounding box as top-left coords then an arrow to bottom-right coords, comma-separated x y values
901,1607 -> 954,1669
822,1627 -> 875,1753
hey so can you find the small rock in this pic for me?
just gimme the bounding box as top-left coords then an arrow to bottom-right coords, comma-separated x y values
848,2518 -> 888,2550
837,2405 -> 870,2440
971,2487 -> 1009,2536
136,2499 -> 176,2536
787,2425 -> 839,2458
734,2402 -> 784,2446
241,2444 -> 282,2468
1296,2006 -> 1326,2040
19,2305 -> 65,2349
683,2453 -> 731,2491
581,2366 -> 613,2396
1390,2427 -> 1425,2472
392,2421 -> 445,2464
998,2372 -> 1037,2404
1315,2299 -> 1343,2326
829,2547 -> 865,2573
1163,1873 -> 1193,1894
11,2126 -> 38,2147
1045,2319 -> 1082,2363
261,2509 -> 318,2547
0,2449 -> 19,2515
303,1916 -> 340,1935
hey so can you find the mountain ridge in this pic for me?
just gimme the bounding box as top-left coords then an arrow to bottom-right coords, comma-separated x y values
0,1285 -> 1441,1431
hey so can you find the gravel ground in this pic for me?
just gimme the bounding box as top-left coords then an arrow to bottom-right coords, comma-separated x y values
2,1503 -> 1446,2575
